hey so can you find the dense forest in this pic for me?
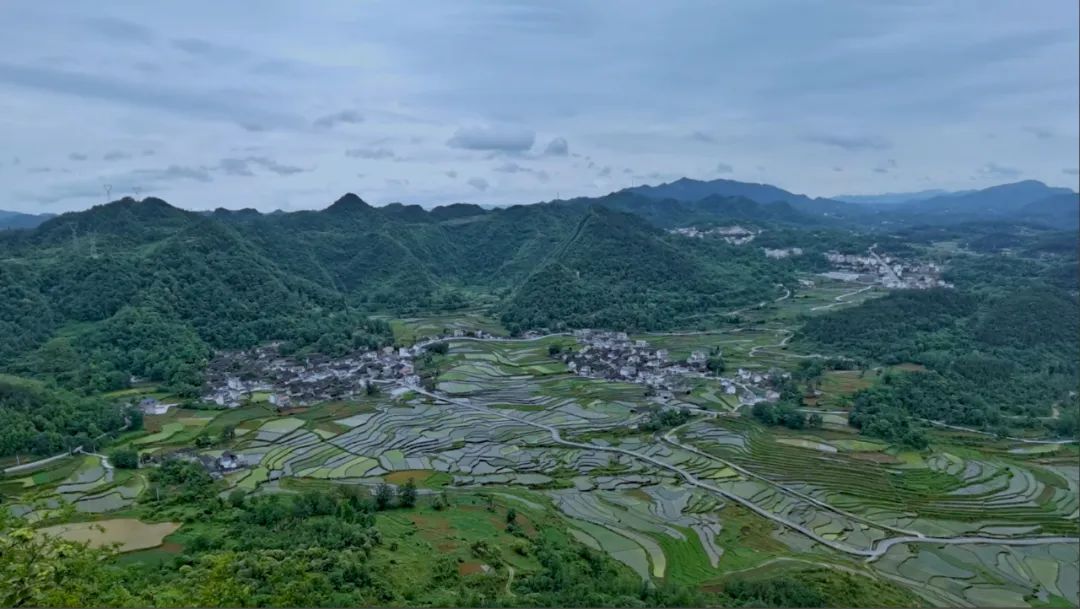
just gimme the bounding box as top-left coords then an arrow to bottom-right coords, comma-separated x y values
799,265 -> 1079,438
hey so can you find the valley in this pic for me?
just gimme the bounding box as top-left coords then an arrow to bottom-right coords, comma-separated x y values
1,179 -> 1077,607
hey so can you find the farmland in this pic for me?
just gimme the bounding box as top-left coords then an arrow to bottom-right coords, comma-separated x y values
4,307 -> 1078,607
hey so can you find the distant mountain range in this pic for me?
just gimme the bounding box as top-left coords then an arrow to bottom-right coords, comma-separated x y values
832,189 -> 975,205
0,210 -> 54,230
624,177 -> 1077,229
1,177 -> 1075,232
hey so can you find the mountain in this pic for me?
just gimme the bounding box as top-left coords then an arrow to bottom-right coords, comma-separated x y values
627,177 -> 815,205
897,180 -> 1074,221
623,177 -> 861,218
0,210 -> 55,230
0,194 -> 799,395
833,189 -> 973,205
1020,193 -> 1080,229
501,206 -> 788,331
556,191 -> 825,228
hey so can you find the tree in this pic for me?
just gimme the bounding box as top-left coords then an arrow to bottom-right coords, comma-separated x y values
428,342 -> 448,355
374,483 -> 394,511
706,354 -> 725,375
506,508 -> 517,524
127,408 -> 144,431
397,478 -> 417,508
547,344 -> 562,356
219,425 -> 236,444
808,413 -> 824,428
109,448 -> 139,469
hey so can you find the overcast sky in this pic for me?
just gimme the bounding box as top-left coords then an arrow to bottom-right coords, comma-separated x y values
0,1 -> 1077,213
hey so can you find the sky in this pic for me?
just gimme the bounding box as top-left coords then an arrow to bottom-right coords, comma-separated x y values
0,1 -> 1077,213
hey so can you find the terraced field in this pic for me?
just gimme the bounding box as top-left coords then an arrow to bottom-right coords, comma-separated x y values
4,327 -> 1076,606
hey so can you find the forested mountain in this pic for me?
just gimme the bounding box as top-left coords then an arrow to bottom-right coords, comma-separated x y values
0,193 -> 792,400
832,189 -> 970,205
886,180 -> 1075,225
501,206 -> 789,331
624,177 -> 859,218
1,178 -> 1074,409
0,209 -> 54,230
557,191 -> 827,228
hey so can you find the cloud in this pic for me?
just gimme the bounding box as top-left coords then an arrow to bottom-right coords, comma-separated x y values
494,161 -> 550,182
28,167 -> 53,174
1063,168 -> 1079,176
873,158 -> 898,174
0,61 -> 303,129
142,149 -> 156,157
215,156 -> 306,177
68,152 -> 88,161
313,109 -> 364,129
598,166 -> 611,177
103,150 -> 132,161
448,126 -> 535,152
82,17 -> 155,44
803,133 -> 891,151
467,177 -> 489,191
386,178 -> 410,187
250,157 -> 304,175
171,38 -> 248,63
977,162 -> 1022,178
690,131 -> 717,143
1023,126 -> 1053,139
543,136 -> 569,156
134,164 -> 214,184
345,147 -> 395,160
833,166 -> 844,172
716,162 -> 734,174
445,170 -> 458,178
218,158 -> 255,177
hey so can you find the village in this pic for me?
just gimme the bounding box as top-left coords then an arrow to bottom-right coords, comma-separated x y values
667,225 -> 758,244
560,330 -> 787,406
200,342 -> 425,409
821,246 -> 952,289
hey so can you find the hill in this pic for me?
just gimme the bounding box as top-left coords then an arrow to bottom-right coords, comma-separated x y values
0,194 -> 794,395
623,177 -> 860,218
0,209 -> 55,230
894,180 -> 1075,223
501,206 -> 787,331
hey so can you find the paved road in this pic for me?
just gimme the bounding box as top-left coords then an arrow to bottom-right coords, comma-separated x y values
809,283 -> 876,312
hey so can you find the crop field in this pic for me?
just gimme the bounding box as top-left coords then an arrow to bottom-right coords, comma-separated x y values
387,312 -> 509,344
4,332 -> 1076,607
37,519 -> 182,552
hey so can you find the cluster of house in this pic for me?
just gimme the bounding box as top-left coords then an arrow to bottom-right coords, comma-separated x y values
201,343 -> 424,408
559,330 -> 787,405
823,250 -> 952,289
763,247 -> 804,259
668,225 -> 758,245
